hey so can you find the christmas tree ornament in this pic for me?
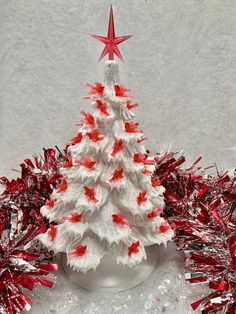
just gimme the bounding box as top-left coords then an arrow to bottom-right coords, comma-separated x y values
39,61 -> 173,291
0,148 -> 64,313
154,152 -> 236,313
38,6 -> 173,291
1,3 -> 234,313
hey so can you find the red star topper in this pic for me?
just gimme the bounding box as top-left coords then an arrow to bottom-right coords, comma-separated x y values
91,5 -> 132,62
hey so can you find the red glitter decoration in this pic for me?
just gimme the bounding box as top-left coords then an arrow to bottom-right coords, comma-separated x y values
128,241 -> 140,256
147,208 -> 162,219
0,147 -> 64,225
48,225 -> 57,241
56,178 -> 67,193
46,199 -> 56,208
0,147 -> 64,313
137,191 -> 147,206
70,132 -> 83,145
77,159 -> 96,169
126,100 -> 138,110
111,139 -> 124,157
112,213 -> 130,227
64,156 -> 73,168
91,5 -> 132,62
85,82 -> 105,98
64,213 -> 82,223
109,168 -> 124,182
197,183 -> 209,198
79,111 -> 95,128
0,210 -> 57,314
154,151 -> 236,313
125,122 -> 143,134
86,130 -> 104,142
114,84 -> 132,97
84,186 -> 98,203
96,99 -> 110,116
68,245 -> 87,257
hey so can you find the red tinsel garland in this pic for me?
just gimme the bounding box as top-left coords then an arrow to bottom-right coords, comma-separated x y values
0,148 -> 66,314
154,152 -> 236,314
1,144 -> 235,314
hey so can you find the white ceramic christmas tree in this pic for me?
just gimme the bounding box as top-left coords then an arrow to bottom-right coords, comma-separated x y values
39,6 -> 173,289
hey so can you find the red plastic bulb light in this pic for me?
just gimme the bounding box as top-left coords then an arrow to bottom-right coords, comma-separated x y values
137,191 -> 147,206
112,213 -> 130,227
70,133 -> 83,145
68,245 -> 87,257
86,131 -> 104,142
111,139 -> 124,157
64,213 -> 82,223
109,168 -> 124,182
96,100 -> 110,116
45,199 -> 56,208
125,122 -> 143,134
128,241 -> 140,256
77,159 -> 96,169
84,186 -> 98,203
57,178 -> 68,193
48,225 -> 57,241
86,82 -> 105,97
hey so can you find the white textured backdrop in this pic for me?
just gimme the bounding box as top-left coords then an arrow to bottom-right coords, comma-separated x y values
0,1 -> 235,313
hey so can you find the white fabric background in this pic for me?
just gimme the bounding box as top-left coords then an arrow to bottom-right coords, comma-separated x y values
0,1 -> 235,313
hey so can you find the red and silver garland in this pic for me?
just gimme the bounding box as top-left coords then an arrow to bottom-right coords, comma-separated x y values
0,146 -> 235,313
154,152 -> 236,313
0,148 -> 66,314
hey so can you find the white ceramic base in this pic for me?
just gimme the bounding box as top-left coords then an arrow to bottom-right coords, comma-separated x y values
61,245 -> 159,292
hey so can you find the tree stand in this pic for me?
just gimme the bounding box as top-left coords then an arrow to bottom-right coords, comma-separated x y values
61,244 -> 159,292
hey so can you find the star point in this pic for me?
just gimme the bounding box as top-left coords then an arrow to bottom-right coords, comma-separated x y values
91,5 -> 132,62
